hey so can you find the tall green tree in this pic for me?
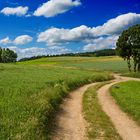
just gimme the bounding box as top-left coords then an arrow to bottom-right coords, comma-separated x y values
116,24 -> 140,72
0,48 -> 17,63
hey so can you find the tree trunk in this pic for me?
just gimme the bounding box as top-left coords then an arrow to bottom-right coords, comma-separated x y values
134,62 -> 137,72
127,59 -> 131,72
138,63 -> 140,72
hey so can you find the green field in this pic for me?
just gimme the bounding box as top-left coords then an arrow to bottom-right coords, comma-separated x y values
19,56 -> 128,72
111,81 -> 140,125
0,60 -> 112,140
1,56 -> 140,139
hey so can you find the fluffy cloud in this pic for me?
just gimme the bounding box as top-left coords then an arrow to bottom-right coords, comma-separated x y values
37,13 -> 140,47
34,0 -> 81,17
83,36 -> 118,51
8,46 -> 70,59
93,13 -> 140,35
14,35 -> 33,45
37,25 -> 95,46
7,46 -> 47,59
0,37 -> 11,45
0,6 -> 29,16
0,35 -> 33,46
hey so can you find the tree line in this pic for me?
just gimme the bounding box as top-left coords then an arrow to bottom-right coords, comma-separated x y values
0,47 -> 17,63
19,49 -> 116,62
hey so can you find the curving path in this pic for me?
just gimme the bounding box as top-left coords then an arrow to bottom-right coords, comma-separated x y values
51,83 -> 97,140
97,74 -> 140,140
51,74 -> 140,140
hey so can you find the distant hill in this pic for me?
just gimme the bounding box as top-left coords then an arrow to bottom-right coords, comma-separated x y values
19,49 -> 116,62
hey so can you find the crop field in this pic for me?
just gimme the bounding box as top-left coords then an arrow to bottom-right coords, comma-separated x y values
19,56 -> 128,72
1,56 -> 140,139
111,81 -> 140,125
0,61 -> 112,140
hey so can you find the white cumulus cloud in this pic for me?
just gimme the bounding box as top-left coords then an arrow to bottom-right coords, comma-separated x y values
93,13 -> 140,36
0,35 -> 33,46
37,25 -> 95,46
37,13 -> 140,50
34,0 -> 81,17
7,46 -> 71,59
0,6 -> 29,16
0,37 -> 11,45
83,36 -> 119,51
14,35 -> 33,45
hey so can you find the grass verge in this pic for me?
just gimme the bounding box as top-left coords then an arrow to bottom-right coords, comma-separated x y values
83,82 -> 122,140
111,81 -> 140,125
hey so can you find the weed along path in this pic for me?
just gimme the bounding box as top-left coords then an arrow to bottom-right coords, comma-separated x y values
51,83 -> 97,140
97,74 -> 140,140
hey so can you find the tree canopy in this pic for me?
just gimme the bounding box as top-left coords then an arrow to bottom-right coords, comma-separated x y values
116,24 -> 140,72
0,47 -> 17,63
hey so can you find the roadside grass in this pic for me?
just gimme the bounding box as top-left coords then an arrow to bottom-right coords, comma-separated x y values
0,63 -> 112,140
111,81 -> 140,125
83,83 -> 122,140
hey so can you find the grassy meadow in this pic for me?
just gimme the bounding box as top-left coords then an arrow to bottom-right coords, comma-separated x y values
0,59 -> 112,140
111,81 -> 140,125
1,56 -> 140,139
19,56 -> 128,72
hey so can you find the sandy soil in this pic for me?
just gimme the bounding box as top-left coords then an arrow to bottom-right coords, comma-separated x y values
97,74 -> 140,140
51,74 -> 140,140
51,83 -> 96,140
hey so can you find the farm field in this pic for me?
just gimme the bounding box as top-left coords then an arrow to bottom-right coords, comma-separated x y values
1,56 -> 140,139
0,59 -> 112,140
19,56 -> 128,72
111,81 -> 140,125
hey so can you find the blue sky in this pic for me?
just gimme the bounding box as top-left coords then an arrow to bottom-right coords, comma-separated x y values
0,0 -> 140,59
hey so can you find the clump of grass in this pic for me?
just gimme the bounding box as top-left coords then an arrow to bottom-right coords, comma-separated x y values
111,81 -> 140,125
83,83 -> 122,140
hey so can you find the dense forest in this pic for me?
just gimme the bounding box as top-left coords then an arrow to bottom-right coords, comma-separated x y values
19,49 -> 116,62
0,47 -> 17,63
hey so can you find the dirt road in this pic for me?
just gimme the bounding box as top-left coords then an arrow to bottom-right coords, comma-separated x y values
51,74 -> 140,140
97,75 -> 140,140
51,83 -> 97,140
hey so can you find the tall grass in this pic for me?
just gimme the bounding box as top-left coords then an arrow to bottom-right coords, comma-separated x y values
0,64 -> 112,139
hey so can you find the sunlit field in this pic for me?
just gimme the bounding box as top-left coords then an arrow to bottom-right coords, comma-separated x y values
1,56 -> 140,139
19,56 -> 128,72
0,61 -> 112,139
